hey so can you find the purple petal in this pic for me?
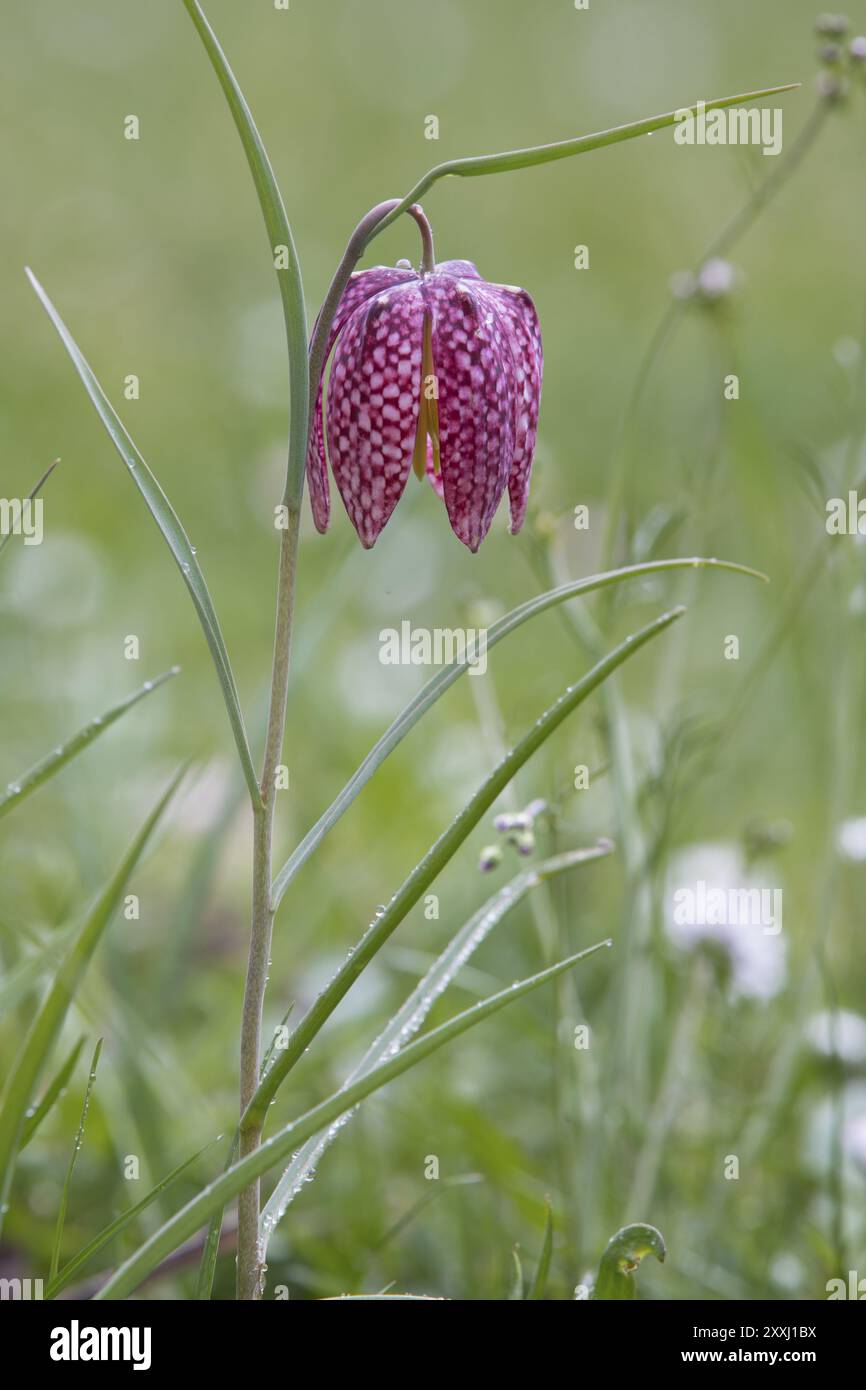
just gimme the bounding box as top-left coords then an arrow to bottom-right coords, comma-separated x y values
326,282 -> 425,547
307,265 -> 417,532
477,283 -> 543,534
423,273 -> 515,552
436,259 -> 482,280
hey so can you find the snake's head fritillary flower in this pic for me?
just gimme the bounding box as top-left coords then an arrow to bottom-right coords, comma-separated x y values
306,252 -> 542,552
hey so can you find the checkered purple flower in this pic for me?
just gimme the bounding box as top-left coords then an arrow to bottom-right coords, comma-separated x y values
306,258 -> 542,551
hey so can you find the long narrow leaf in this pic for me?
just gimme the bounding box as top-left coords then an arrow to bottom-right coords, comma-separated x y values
0,458 -> 59,559
96,938 -> 611,1300
0,767 -> 185,1230
0,668 -> 179,822
272,558 -> 763,909
363,86 -> 800,246
49,1038 -> 103,1282
260,843 -> 611,1248
181,0 -> 308,508
18,1036 -> 85,1150
25,269 -> 261,810
0,927 -> 76,1019
46,1138 -> 218,1299
250,606 -> 684,1131
527,1199 -> 554,1300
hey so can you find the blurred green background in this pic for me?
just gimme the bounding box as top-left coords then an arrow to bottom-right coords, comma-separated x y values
2,0 -> 866,1299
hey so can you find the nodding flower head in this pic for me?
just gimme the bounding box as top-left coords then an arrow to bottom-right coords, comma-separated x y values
306,216 -> 542,552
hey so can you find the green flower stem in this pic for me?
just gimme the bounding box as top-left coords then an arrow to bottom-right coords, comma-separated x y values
360,87 -> 799,248
180,0 -> 310,1299
410,203 -> 436,273
309,86 -> 799,428
308,198 -> 435,411
238,513 -> 301,1301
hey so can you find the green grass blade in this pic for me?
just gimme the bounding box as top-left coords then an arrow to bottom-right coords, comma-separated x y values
194,1145 -> 235,1301
372,1173 -> 483,1255
0,668 -> 179,822
0,457 -> 59,559
260,1001 -> 295,1082
181,0 -> 308,509
527,1198 -> 554,1300
96,939 -> 611,1300
364,86 -> 800,245
46,1138 -> 218,1299
25,268 -> 261,811
252,607 -> 684,1129
592,1223 -> 667,1300
0,928 -> 76,1019
272,558 -> 763,910
260,844 -> 610,1246
508,1245 -> 524,1300
18,1036 -> 85,1150
0,767 -> 185,1232
49,1038 -> 103,1283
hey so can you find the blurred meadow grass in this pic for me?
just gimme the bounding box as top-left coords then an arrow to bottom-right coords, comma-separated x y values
2,0 -> 866,1299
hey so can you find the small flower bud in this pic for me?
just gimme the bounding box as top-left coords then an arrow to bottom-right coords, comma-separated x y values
478,844 -> 503,872
697,258 -> 736,301
524,798 -> 548,823
815,14 -> 849,38
513,830 -> 535,856
820,42 -> 844,63
494,811 -> 530,833
850,35 -> 866,60
816,69 -> 848,101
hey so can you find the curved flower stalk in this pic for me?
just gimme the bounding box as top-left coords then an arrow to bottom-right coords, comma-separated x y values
307,228 -> 543,551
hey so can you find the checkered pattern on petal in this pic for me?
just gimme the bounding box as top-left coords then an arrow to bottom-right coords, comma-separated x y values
436,259 -> 482,281
326,282 -> 425,547
476,283 -> 543,534
422,272 -> 515,552
306,265 -> 417,532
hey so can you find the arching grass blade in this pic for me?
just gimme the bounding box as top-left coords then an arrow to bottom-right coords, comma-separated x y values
252,608 -> 684,1130
0,669 -> 179,822
49,1038 -> 103,1282
260,844 -> 611,1249
25,268 -> 260,810
46,1138 -> 218,1299
18,1036 -> 85,1151
272,558 -> 763,909
97,938 -> 611,1300
0,767 -> 185,1233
